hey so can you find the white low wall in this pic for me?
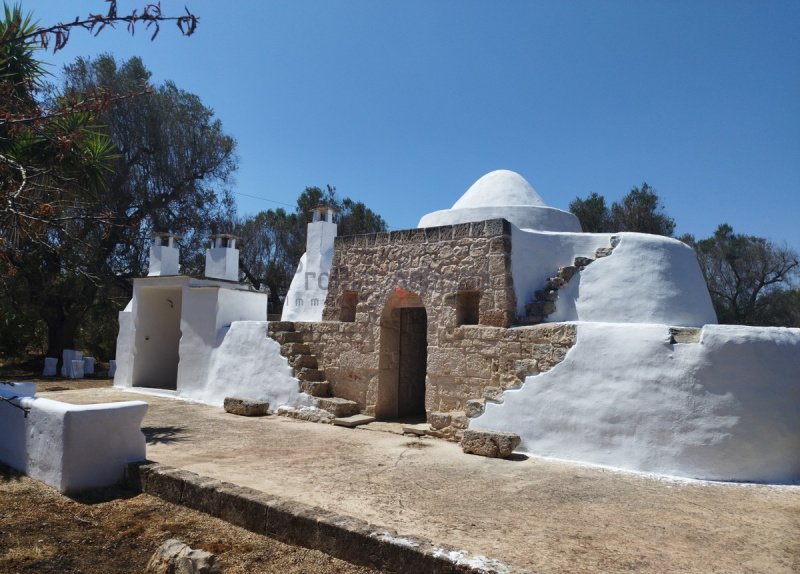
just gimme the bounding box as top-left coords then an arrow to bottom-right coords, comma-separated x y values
477,323 -> 800,483
0,383 -> 147,492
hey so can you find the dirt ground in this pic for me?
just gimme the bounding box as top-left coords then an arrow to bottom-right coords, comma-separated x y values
4,374 -> 800,573
0,465 -> 379,574
0,373 -> 377,573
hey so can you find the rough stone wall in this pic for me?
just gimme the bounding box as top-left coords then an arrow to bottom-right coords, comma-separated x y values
288,219 -> 577,425
322,218 -> 517,327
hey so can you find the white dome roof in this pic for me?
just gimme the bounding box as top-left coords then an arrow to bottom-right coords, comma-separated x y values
452,170 -> 547,209
417,169 -> 582,232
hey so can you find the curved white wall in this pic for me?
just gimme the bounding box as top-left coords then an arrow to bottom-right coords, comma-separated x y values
511,229 -> 718,327
477,323 -> 800,482
187,321 -> 311,409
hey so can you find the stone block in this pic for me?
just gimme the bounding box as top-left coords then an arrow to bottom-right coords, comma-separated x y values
291,354 -> 318,369
450,412 -> 469,429
595,246 -> 614,258
315,397 -> 359,417
299,380 -> 331,397
298,368 -> 325,382
533,289 -> 555,303
574,256 -> 593,268
515,358 -> 540,380
484,218 -> 510,236
403,423 -> 430,436
267,321 -> 295,333
224,397 -> 270,416
271,331 -> 304,344
464,399 -> 485,418
452,223 -> 472,239
428,411 -> 452,430
70,359 -> 85,379
489,235 -> 511,254
483,386 -> 504,402
42,357 -> 58,377
461,428 -> 521,458
282,342 -> 311,356
557,265 -> 578,282
145,538 -> 221,574
332,414 -> 375,427
82,357 -> 95,375
479,310 -> 511,328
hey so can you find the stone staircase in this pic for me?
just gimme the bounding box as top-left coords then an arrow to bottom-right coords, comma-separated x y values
518,237 -> 619,326
267,322 -> 360,419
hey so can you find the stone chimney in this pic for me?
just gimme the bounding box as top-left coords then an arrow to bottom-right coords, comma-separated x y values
148,232 -> 181,276
205,234 -> 240,281
310,204 -> 338,224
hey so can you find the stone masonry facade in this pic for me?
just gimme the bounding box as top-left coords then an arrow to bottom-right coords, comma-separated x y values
277,218 -> 577,438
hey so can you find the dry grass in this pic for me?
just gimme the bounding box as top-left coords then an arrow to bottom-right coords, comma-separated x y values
0,466 -> 380,574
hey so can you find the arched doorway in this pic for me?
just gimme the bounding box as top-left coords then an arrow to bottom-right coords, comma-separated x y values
377,289 -> 427,420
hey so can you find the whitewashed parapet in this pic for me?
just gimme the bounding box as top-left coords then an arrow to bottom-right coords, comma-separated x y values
0,383 -> 148,492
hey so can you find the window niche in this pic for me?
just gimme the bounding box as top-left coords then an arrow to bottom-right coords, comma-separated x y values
456,290 -> 480,325
339,291 -> 358,322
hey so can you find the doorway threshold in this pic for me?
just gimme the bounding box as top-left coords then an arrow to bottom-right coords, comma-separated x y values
360,418 -> 430,436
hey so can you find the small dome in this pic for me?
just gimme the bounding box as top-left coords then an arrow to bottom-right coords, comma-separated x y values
452,170 -> 547,209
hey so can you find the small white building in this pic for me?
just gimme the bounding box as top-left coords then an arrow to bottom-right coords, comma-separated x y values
114,233 -> 302,407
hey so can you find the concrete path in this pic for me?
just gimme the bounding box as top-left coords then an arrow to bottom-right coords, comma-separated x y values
45,387 -> 800,574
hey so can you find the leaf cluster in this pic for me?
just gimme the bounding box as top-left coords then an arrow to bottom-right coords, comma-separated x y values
569,183 -> 675,236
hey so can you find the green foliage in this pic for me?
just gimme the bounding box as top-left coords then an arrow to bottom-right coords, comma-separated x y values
569,183 -> 675,236
568,192 -> 611,233
688,224 -> 799,326
1,52 -> 237,360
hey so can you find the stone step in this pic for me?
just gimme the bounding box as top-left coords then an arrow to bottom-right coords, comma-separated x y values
314,397 -> 359,418
402,423 -> 431,436
595,246 -> 614,258
545,277 -> 566,290
267,321 -> 295,333
291,354 -> 318,369
281,342 -> 311,356
271,331 -> 304,344
574,256 -> 594,268
557,265 -> 578,282
526,301 -> 556,316
297,368 -> 325,382
534,289 -> 559,302
299,380 -> 331,397
332,414 -> 376,428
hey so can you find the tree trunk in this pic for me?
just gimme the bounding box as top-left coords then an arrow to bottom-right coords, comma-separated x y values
45,309 -> 85,371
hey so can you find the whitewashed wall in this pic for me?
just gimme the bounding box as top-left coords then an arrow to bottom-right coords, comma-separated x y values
511,230 -> 718,327
0,383 -> 147,492
478,323 -> 800,482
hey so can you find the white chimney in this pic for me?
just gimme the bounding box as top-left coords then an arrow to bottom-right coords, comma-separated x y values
148,232 -> 181,276
205,234 -> 240,281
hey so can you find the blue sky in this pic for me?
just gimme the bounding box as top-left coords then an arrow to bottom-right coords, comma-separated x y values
28,1 -> 800,249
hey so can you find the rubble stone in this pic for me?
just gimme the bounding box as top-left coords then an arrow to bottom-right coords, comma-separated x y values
145,539 -> 220,574
223,397 -> 269,417
461,428 -> 521,458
